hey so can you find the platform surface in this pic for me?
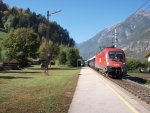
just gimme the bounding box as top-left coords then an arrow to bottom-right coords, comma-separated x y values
68,67 -> 150,113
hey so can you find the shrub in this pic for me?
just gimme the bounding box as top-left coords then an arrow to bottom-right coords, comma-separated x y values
126,58 -> 142,70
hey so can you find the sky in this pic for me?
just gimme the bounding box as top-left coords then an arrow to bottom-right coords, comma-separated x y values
3,0 -> 147,43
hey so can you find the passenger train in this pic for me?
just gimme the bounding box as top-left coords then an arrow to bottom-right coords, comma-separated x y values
86,47 -> 127,78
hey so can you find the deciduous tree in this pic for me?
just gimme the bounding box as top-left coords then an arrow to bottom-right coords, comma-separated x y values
3,28 -> 39,66
38,39 -> 59,62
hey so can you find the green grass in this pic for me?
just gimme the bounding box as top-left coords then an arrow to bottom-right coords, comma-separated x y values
0,65 -> 80,113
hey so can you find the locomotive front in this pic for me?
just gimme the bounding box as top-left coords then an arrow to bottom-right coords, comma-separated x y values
105,49 -> 127,77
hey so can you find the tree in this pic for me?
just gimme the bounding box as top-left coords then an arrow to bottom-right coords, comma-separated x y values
11,7 -> 19,15
18,14 -> 29,28
68,38 -> 75,47
0,45 -> 2,62
66,47 -> 79,67
38,40 -> 59,62
3,28 -> 39,66
4,14 -> 15,31
0,2 -> 9,12
38,22 -> 47,37
49,22 -> 75,47
58,51 -> 67,65
0,0 -> 3,4
0,44 -> 6,62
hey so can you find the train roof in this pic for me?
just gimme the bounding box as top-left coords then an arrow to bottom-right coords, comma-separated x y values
85,48 -> 124,63
102,47 -> 124,52
86,56 -> 96,62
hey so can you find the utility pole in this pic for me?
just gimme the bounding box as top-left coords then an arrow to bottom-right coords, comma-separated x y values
112,28 -> 118,48
45,11 -> 49,73
0,0 -> 3,11
114,29 -> 117,48
45,10 -> 61,73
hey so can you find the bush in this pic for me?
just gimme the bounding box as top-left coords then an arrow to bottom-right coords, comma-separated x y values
126,58 -> 142,71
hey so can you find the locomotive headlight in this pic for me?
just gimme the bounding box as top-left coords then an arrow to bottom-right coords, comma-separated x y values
123,62 -> 126,65
107,62 -> 109,65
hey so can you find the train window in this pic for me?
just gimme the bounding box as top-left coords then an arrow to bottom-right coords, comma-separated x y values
109,52 -> 115,59
109,52 -> 123,60
116,52 -> 123,59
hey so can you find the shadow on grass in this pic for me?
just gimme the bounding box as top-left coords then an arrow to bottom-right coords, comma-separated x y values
26,67 -> 75,71
124,75 -> 147,84
0,76 -> 33,79
0,71 -> 42,74
0,67 -> 80,74
29,67 -> 79,70
26,68 -> 44,70
48,67 -> 79,70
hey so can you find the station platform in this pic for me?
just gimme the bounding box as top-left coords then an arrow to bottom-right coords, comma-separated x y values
68,67 -> 150,113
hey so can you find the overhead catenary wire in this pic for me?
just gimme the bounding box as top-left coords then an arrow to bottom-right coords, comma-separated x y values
145,2 -> 150,10
136,0 -> 150,11
112,0 -> 150,48
134,0 -> 150,13
99,0 -> 150,52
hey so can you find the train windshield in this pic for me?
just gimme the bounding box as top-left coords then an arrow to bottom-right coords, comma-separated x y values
108,52 -> 124,60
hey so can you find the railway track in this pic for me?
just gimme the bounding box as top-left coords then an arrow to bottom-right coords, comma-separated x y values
108,77 -> 150,104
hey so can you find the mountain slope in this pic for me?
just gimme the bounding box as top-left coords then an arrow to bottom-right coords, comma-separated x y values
77,9 -> 150,60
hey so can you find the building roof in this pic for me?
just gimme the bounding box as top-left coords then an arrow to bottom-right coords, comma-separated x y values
144,52 -> 150,58
3,59 -> 19,64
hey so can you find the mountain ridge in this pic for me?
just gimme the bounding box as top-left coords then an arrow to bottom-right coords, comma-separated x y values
77,9 -> 150,60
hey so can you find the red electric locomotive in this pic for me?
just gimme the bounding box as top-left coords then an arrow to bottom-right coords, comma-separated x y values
87,47 -> 127,78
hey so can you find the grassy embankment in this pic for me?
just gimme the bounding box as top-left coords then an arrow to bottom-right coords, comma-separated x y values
0,65 -> 80,113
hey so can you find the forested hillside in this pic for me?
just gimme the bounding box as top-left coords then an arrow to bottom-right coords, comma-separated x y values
0,0 -> 79,67
0,0 -> 75,46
